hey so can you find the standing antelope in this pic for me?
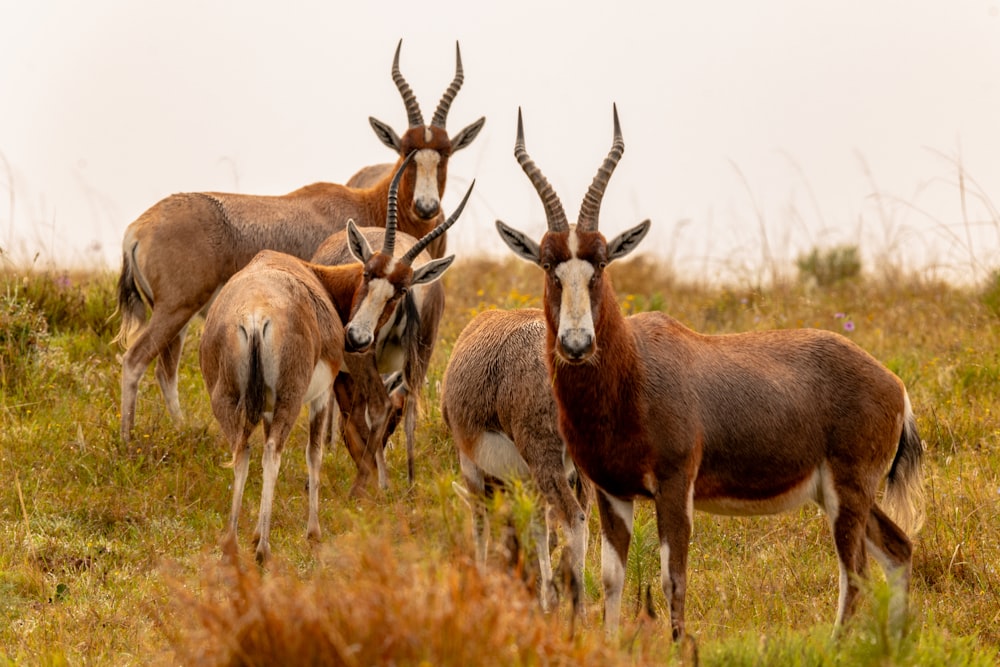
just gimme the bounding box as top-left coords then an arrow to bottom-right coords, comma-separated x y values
442,307 -> 592,614
495,107 -> 925,639
116,39 -> 484,442
200,158 -> 467,563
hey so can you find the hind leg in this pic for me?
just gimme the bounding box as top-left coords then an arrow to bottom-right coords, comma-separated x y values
827,490 -> 872,628
305,396 -> 331,543
120,309 -> 194,441
457,450 -> 490,568
154,323 -> 188,424
866,505 -> 913,630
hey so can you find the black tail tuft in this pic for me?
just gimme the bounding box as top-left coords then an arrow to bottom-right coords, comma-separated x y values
113,250 -> 149,348
243,331 -> 266,426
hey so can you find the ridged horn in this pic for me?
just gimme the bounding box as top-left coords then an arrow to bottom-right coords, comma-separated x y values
402,180 -> 475,264
578,104 -> 625,232
431,42 -> 464,128
515,108 -> 568,233
392,40 -> 424,128
383,151 -> 416,256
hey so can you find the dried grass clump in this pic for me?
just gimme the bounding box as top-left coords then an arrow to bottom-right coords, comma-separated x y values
158,535 -> 622,667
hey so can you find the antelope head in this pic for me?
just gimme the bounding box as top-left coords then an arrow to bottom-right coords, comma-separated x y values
496,106 -> 650,364
367,40 -> 486,221
344,151 -> 473,352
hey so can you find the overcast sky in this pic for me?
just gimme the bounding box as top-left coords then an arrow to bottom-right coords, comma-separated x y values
2,1 -> 999,283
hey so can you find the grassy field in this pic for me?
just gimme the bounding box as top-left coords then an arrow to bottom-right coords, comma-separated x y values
1,255 -> 998,665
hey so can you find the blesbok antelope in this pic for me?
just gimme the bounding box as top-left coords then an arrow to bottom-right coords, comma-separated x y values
200,160 -> 467,563
442,307 -> 592,614
311,220 -> 447,487
116,39 -> 484,442
495,107 -> 925,639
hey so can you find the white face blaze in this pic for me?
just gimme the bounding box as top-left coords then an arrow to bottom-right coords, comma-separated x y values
346,274 -> 397,349
555,228 -> 596,359
413,148 -> 442,215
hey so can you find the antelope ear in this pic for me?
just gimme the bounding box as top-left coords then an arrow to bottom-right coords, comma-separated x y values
495,220 -> 541,265
368,116 -> 402,152
450,117 -> 486,153
607,219 -> 651,262
346,219 -> 375,262
411,254 -> 455,286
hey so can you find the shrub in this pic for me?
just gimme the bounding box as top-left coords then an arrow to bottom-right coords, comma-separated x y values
796,245 -> 862,287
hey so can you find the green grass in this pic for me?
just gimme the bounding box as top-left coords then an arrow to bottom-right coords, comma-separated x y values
1,261 -> 998,665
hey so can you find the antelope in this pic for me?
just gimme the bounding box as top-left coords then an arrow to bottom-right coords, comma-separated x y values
311,220 -> 448,486
442,307 -> 592,614
199,157 -> 467,563
495,107 -> 926,639
116,39 -> 484,442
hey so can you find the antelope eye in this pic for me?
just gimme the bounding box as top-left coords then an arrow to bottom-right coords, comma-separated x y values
541,262 -> 551,271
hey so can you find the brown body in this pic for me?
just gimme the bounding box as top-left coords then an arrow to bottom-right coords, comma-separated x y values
496,107 -> 925,639
199,250 -> 348,564
116,40 -> 484,442
442,308 -> 592,614
199,160 -> 468,563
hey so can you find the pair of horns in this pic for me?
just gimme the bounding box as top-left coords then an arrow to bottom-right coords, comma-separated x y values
515,104 -> 624,233
392,39 -> 464,130
382,151 -> 473,263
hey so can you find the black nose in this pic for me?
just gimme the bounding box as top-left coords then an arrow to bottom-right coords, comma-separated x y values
560,331 -> 593,362
345,327 -> 372,352
414,199 -> 440,219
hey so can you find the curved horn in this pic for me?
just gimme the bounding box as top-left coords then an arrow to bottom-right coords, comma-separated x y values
383,151 -> 416,256
392,39 -> 424,128
431,42 -> 464,128
402,180 -> 475,264
578,104 -> 625,232
514,108 -> 568,233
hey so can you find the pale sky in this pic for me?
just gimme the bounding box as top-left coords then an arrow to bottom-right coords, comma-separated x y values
2,1 -> 999,283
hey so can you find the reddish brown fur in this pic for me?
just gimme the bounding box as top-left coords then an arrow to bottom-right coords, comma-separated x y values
496,108 -> 924,640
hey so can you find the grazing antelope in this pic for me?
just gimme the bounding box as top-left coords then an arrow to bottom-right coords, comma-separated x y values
442,307 -> 592,614
311,220 -> 448,486
199,159 -> 467,563
495,107 -> 925,639
116,39 -> 484,442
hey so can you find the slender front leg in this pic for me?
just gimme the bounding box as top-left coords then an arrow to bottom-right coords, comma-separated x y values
596,490 -> 634,636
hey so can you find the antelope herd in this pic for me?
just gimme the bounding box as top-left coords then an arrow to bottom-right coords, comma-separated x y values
114,41 -> 926,640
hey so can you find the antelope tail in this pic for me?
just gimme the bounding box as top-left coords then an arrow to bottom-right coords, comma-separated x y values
884,392 -> 926,535
241,329 -> 266,428
113,245 -> 151,349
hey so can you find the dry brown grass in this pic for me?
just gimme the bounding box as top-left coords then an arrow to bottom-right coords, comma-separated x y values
156,534 -> 635,667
